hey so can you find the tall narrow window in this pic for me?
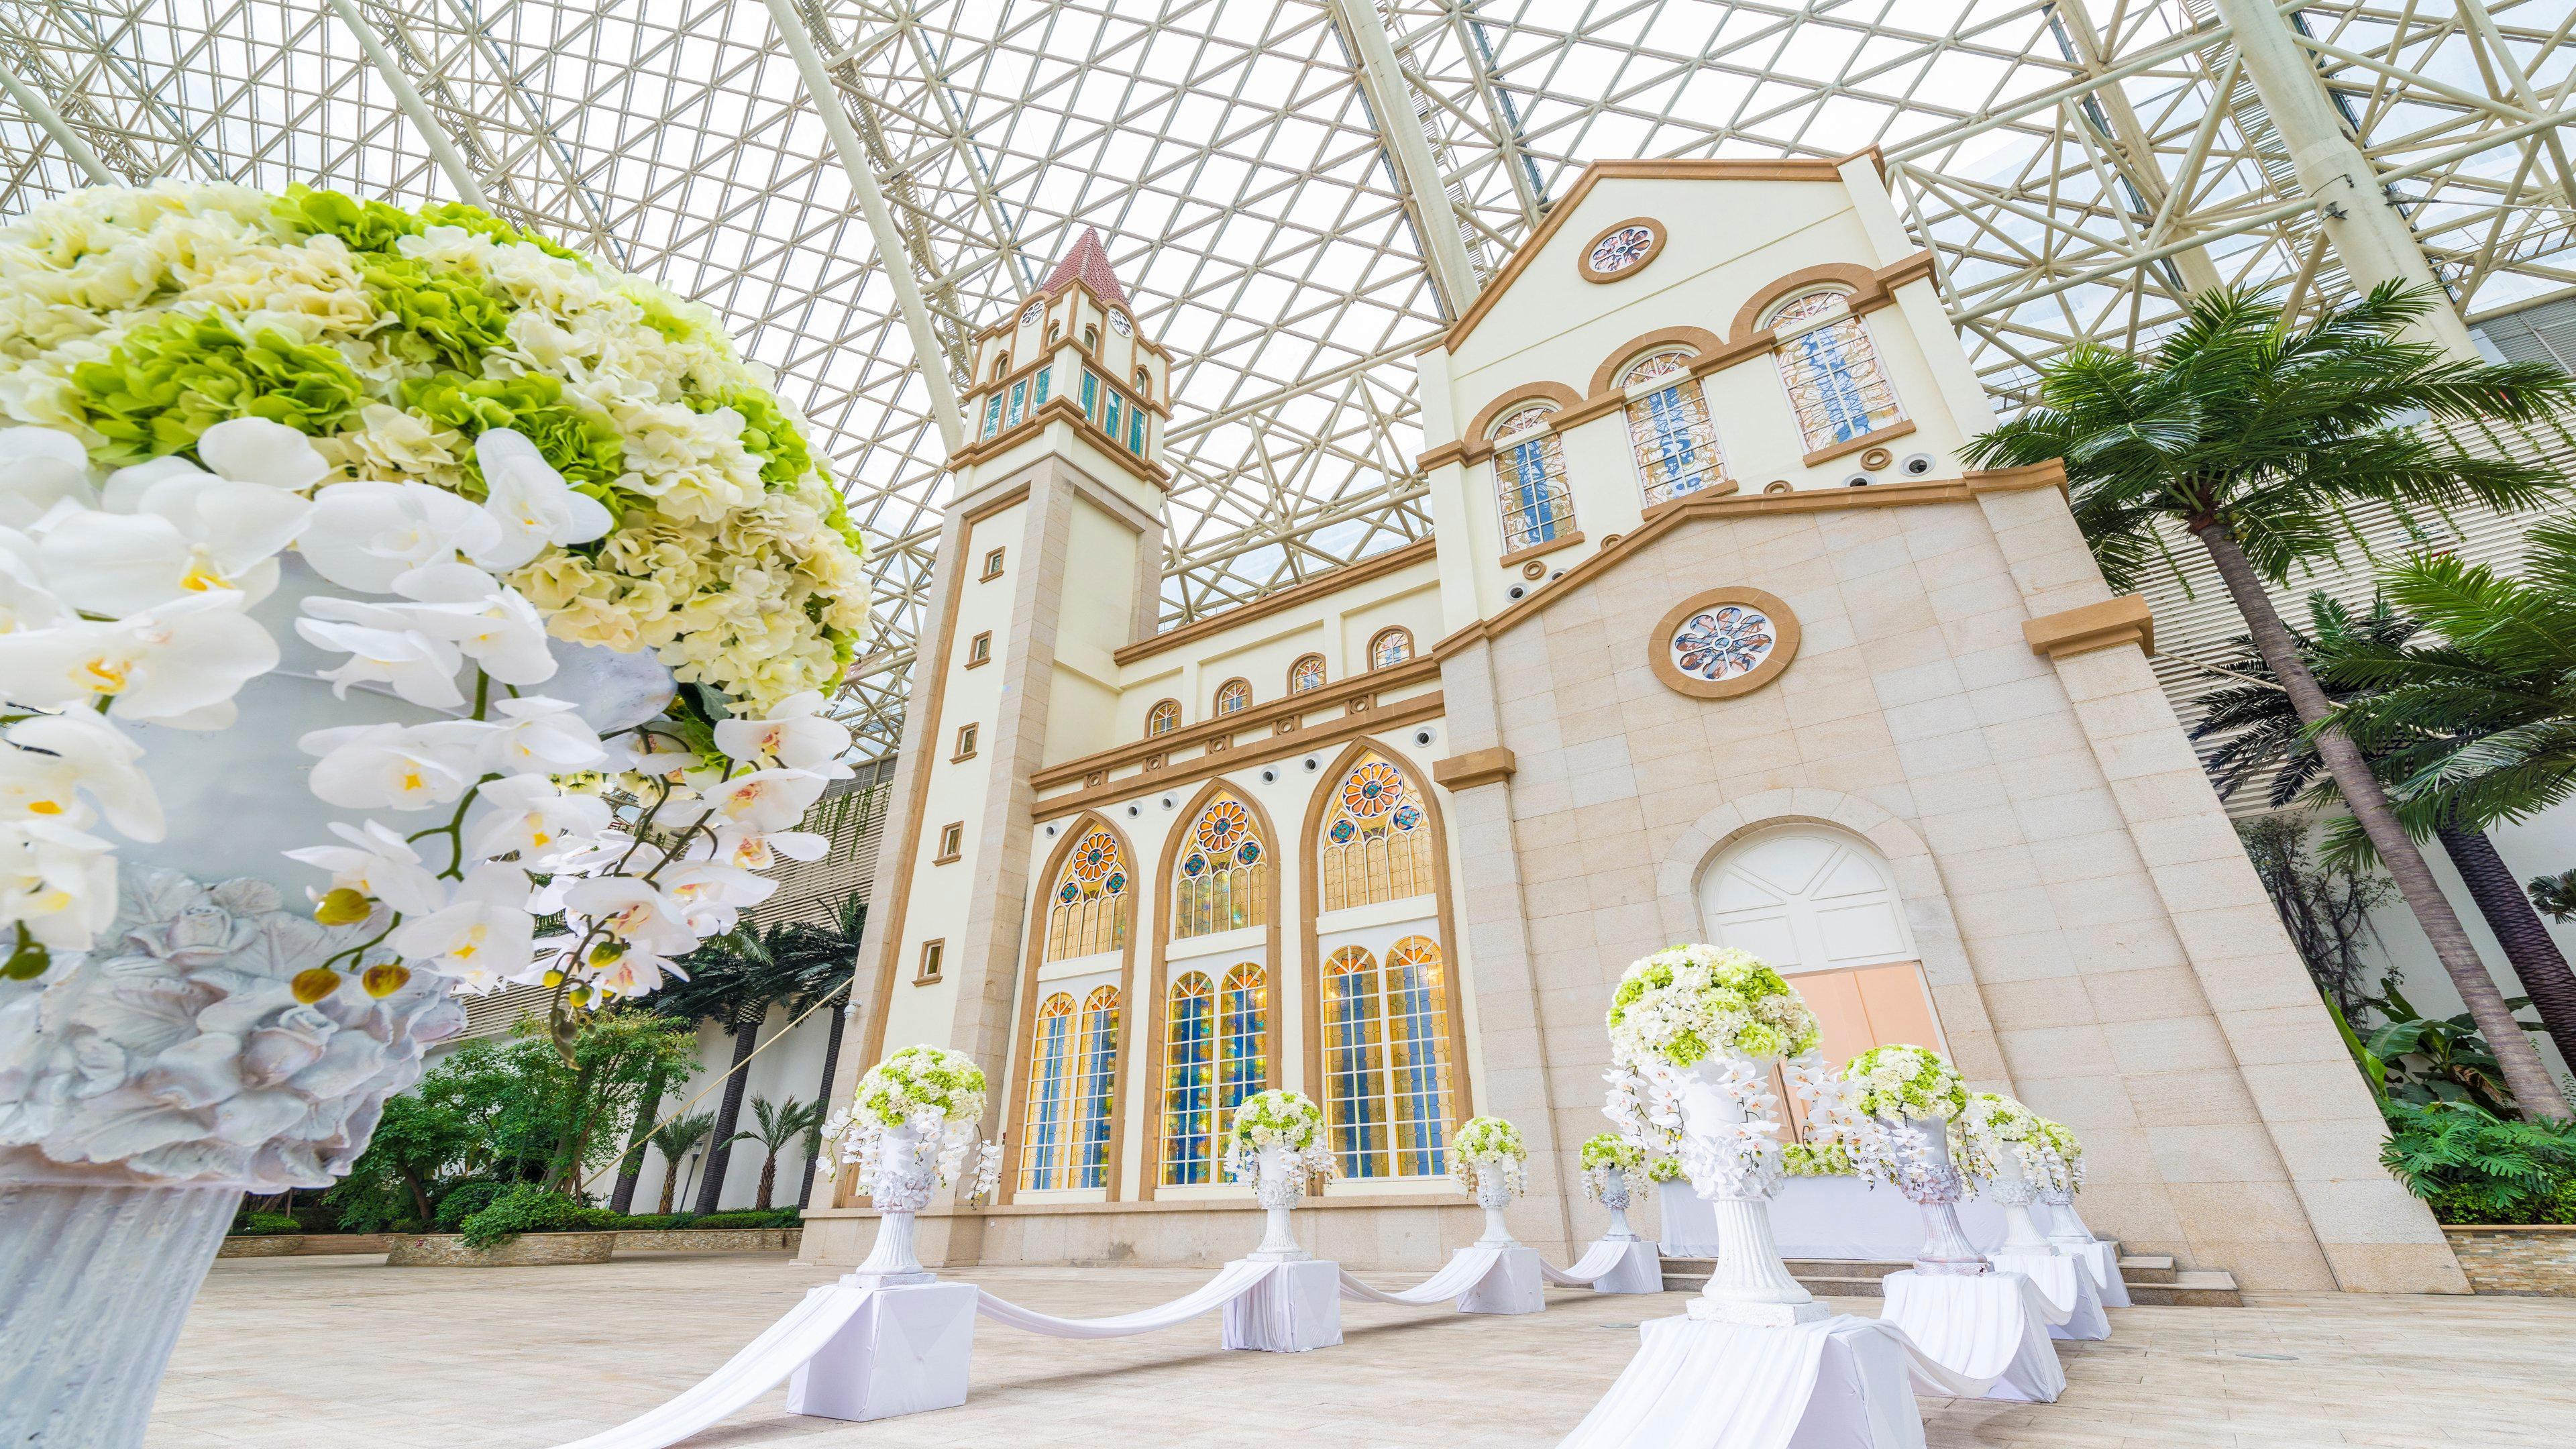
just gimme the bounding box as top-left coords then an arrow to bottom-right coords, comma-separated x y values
1105,392 -> 1124,441
1213,678 -> 1250,716
1321,940 -> 1452,1179
1034,366 -> 1052,407
1489,404 -> 1573,549
1128,406 -> 1146,454
1367,628 -> 1413,670
1082,369 -> 1100,421
1073,985 -> 1119,1189
1018,992 -> 1076,1191
1145,698 -> 1180,739
1218,963 -> 1267,1118
1161,971 -> 1216,1185
982,394 -> 1003,438
1046,826 -> 1129,961
1322,946 -> 1386,1178
1008,378 -> 1028,428
1319,751 -> 1433,912
1620,352 -> 1729,504
1173,793 -> 1267,940
1287,653 -> 1326,694
1766,290 -> 1903,451
1382,936 -> 1454,1177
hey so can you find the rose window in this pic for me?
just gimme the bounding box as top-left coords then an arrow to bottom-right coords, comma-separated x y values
1588,225 -> 1656,275
1670,604 -> 1777,683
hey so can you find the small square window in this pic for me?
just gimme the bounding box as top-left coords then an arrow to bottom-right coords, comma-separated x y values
935,822 -> 964,863
981,547 -> 1006,580
916,939 -> 945,984
966,631 -> 992,667
953,722 -> 979,760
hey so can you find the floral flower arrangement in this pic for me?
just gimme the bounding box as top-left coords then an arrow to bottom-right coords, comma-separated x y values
1949,1090 -> 2049,1183
1605,944 -> 1819,1069
0,182 -> 871,1030
1452,1114 -> 1528,1198
1578,1132 -> 1646,1202
817,1045 -> 990,1196
1646,1154 -> 1683,1184
1843,1044 -> 1967,1122
2035,1118 -> 2084,1193
1780,1057 -> 1874,1177
1222,1089 -> 1334,1184
0,182 -> 866,711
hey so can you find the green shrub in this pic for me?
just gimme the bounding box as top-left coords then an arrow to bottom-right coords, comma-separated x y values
686,1209 -> 801,1230
232,1212 -> 303,1236
2381,1099 -> 2576,1224
432,1181 -> 511,1232
455,1185 -> 600,1249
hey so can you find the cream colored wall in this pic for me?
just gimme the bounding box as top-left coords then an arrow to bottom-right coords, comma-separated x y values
1040,497 -> 1138,763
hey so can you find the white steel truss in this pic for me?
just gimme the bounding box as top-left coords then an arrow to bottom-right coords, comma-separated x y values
0,2 -> 2571,760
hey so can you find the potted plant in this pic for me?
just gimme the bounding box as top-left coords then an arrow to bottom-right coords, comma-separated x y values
1452,1116 -> 1529,1246
1222,1089 -> 1334,1260
1841,1044 -> 1982,1275
814,1046 -> 996,1284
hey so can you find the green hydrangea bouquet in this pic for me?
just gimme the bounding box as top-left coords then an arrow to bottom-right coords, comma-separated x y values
1606,944 -> 1819,1068
1843,1044 -> 1967,1121
1452,1114 -> 1528,1198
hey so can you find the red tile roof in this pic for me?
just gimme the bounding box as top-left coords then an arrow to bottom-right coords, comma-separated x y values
1042,227 -> 1130,308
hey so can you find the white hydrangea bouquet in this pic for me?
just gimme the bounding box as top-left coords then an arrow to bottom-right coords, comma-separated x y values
1578,1132 -> 1646,1203
1949,1090 -> 2048,1183
1221,1089 -> 1334,1186
1451,1114 -> 1527,1200
817,1045 -> 996,1204
1603,945 -> 1819,1201
0,182 -> 870,1040
2036,1118 -> 2084,1193
1840,1044 -> 1970,1201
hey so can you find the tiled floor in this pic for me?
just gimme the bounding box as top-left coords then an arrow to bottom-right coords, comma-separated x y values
150,1252 -> 2576,1448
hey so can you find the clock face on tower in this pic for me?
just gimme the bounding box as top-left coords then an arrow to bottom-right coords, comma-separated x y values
1020,299 -> 1044,326
1108,311 -> 1132,337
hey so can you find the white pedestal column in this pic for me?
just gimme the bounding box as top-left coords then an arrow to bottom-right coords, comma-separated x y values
1246,1145 -> 1310,1262
1880,1116 -> 1989,1277
1988,1156 -> 2057,1256
785,1281 -> 979,1423
1222,1258 -> 1343,1350
1458,1246 -> 1546,1314
1680,1063 -> 1825,1326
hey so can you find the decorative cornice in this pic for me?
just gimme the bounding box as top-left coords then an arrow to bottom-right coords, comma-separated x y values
946,394 -> 1171,492
1432,746 -> 1516,790
1031,690 -> 1446,820
1803,418 -> 1918,468
1110,538 -> 1438,666
2023,594 -> 2155,659
1032,653 -> 1442,789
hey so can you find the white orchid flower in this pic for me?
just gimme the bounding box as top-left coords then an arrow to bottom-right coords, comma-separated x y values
561,876 -> 700,959
376,564 -> 558,685
484,696 -> 606,774
299,721 -> 485,811
389,862 -> 537,991
195,417 -> 333,492
712,690 -> 854,777
0,531 -> 67,634
472,428 -> 614,570
0,426 -> 97,528
297,479 -> 504,592
464,774 -> 612,864
282,818 -> 448,916
294,613 -> 466,709
659,859 -> 778,936
588,947 -> 682,1002
0,816 -> 118,950
711,826 -> 829,872
38,467 -> 311,613
0,590 -> 279,726
0,711 -> 164,841
698,767 -> 826,834
611,727 -> 699,783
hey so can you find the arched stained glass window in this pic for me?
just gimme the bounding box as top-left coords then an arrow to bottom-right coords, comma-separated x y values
1319,751 -> 1434,913
1173,793 -> 1268,939
1764,289 -> 1903,451
1214,678 -> 1251,716
1073,986 -> 1120,1189
1489,405 -> 1573,549
1017,992 -> 1077,1191
1320,941 -> 1451,1179
1047,826 -> 1129,961
1620,352 -> 1729,504
1288,653 -> 1326,694
1161,964 -> 1269,1185
1368,628 -> 1412,669
1146,699 -> 1180,738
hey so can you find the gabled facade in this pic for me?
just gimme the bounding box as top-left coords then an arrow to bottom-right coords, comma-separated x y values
810,166 -> 2465,1295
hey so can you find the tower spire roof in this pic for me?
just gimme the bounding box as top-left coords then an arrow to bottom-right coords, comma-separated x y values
1042,227 -> 1130,308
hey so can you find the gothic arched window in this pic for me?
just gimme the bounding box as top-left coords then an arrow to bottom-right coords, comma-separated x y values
1764,289 -> 1904,451
1367,627 -> 1412,670
1318,751 -> 1432,912
1046,826 -> 1129,961
1320,937 -> 1452,1179
1488,403 -> 1573,549
1145,698 -> 1180,739
1071,985 -> 1120,1189
1619,351 -> 1729,504
1159,963 -> 1269,1185
1017,992 -> 1077,1191
1213,678 -> 1251,716
1287,653 -> 1326,694
1173,793 -> 1267,939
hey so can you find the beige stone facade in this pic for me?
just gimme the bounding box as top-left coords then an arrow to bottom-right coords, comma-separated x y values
805,160 -> 2463,1293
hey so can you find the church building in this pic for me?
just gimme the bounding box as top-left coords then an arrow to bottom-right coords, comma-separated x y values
803,155 -> 2465,1295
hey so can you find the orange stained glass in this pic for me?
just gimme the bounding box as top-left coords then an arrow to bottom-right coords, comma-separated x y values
1161,972 -> 1216,1184
1214,678 -> 1250,715
1322,946 -> 1389,1179
1048,827 -> 1128,960
1289,654 -> 1326,693
1319,752 -> 1434,912
1174,793 -> 1268,939
1146,699 -> 1179,737
1368,627 -> 1413,669
1073,986 -> 1120,1189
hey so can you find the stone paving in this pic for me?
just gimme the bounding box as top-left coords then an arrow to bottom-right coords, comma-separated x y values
152,1252 -> 2576,1448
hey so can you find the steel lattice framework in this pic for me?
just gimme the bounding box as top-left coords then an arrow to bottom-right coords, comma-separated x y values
0,1 -> 2571,759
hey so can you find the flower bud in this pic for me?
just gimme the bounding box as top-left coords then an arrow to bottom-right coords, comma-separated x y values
313,888 -> 372,926
1,937 -> 49,981
360,963 -> 411,998
290,967 -> 341,1004
586,938 -> 628,967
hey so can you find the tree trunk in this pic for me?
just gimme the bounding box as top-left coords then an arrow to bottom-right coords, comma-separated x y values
694,1019 -> 761,1214
796,996 -> 849,1210
2437,822 -> 2576,1076
609,1063 -> 668,1216
656,1157 -> 680,1216
2194,521 -> 2571,1118
756,1153 -> 777,1212
401,1169 -> 433,1226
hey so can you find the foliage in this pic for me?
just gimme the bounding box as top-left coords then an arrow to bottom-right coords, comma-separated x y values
2235,816 -> 2396,1026
455,1183 -> 609,1249
731,1094 -> 829,1211
321,1089 -> 475,1233
2363,981 -> 2541,1117
1578,1133 -> 1645,1173
2534,867 -> 2576,924
647,1110 -> 716,1216
231,1211 -> 303,1236
2380,1099 -> 2576,1224
1843,1044 -> 1967,1121
431,1181 -> 511,1233
2190,594 -> 2419,808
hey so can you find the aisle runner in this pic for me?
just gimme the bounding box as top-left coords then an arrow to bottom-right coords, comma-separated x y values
1558,1314 -> 2004,1449
1538,1241 -> 1632,1286
973,1260 -> 1277,1337
1536,1238 -> 1663,1293
555,1283 -> 875,1449
1989,1252 -> 2110,1341
1334,1247 -> 1505,1307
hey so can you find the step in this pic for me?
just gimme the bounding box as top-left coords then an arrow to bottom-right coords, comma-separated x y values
2127,1269 -> 2243,1308
2118,1253 -> 2177,1285
1660,1254 -> 2240,1307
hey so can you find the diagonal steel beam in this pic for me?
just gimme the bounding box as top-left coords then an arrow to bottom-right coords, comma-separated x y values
324,0 -> 488,207
0,54 -> 109,182
1326,0 -> 1484,317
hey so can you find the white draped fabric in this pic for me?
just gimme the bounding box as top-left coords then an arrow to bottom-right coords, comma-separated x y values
1542,1240 -> 1632,1284
1335,1246 -> 1508,1307
1662,1176 -> 2012,1261
1540,1238 -> 1666,1294
1877,1271 -> 2069,1403
1221,1258 -> 1344,1352
972,1259 -> 1278,1338
2059,1239 -> 2131,1307
552,1283 -> 875,1449
1988,1252 -> 2110,1341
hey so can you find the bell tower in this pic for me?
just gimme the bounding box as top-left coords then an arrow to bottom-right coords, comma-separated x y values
842,231 -> 1173,1199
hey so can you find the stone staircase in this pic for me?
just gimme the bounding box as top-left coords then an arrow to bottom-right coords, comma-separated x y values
1659,1248 -> 2243,1307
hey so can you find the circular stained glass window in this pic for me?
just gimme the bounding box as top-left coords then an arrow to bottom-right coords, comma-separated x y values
1587,224 -> 1657,276
1328,817 -> 1357,845
1183,853 -> 1206,878
1071,830 -> 1118,882
1196,800 -> 1248,854
1236,840 -> 1262,865
1109,311 -> 1133,337
1341,761 -> 1403,818
1670,604 -> 1777,684
1020,299 -> 1044,326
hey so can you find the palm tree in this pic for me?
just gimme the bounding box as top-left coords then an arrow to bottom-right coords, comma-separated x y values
608,988 -> 710,1214
647,1111 -> 714,1216
2311,519 -> 2576,1081
667,929 -> 798,1214
2186,593 -> 2576,1070
774,892 -> 865,1208
730,1095 -> 827,1211
1966,281 -> 2576,1119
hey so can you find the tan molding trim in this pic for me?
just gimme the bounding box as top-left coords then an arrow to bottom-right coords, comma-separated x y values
1586,325 -> 1727,396
823,1189 -> 1484,1220
1432,746 -> 1517,790
2023,594 -> 2155,659
947,394 -> 1173,492
1417,439 -> 1468,472
1460,380 -> 1587,451
1728,262 -> 1884,344
1498,529 -> 1586,570
1962,459 -> 2068,496
1111,539 -> 1438,667
1576,215 -> 1666,283
1803,419 -> 1918,468
1033,692 -> 1446,821
1649,587 -> 1803,699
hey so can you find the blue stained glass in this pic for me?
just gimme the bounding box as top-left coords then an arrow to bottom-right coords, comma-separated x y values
1386,958 -> 1448,1177
1644,385 -> 1705,492
1008,380 -> 1028,427
983,394 -> 1003,437
1220,975 -> 1266,1112
1034,366 -> 1051,406
1081,370 -> 1099,420
1164,986 -> 1214,1185
1105,392 -> 1122,439
1799,327 -> 1873,443
1327,977 -> 1385,1178
1075,994 -> 1119,1189
1128,406 -> 1145,453
1505,439 -> 1560,542
1025,1011 -> 1071,1187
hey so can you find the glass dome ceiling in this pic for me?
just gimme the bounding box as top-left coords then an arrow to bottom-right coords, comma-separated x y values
1,1 -> 2567,758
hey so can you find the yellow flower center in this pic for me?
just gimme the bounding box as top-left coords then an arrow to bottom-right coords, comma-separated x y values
178,564 -> 231,592
400,771 -> 424,792
26,799 -> 63,816
80,657 -> 127,692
